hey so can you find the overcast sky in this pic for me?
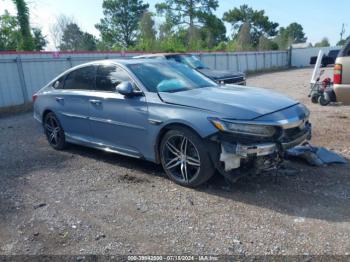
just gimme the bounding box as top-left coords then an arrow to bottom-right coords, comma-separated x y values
1,0 -> 348,50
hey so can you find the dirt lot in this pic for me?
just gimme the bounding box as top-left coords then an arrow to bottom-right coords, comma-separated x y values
1,68 -> 350,255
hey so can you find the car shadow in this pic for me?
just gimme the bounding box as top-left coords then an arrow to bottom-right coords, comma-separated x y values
65,144 -> 164,176
64,144 -> 350,223
200,159 -> 350,222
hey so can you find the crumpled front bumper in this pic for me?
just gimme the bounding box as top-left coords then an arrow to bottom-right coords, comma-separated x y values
219,122 -> 312,172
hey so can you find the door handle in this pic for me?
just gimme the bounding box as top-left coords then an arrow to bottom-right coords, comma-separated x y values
89,99 -> 102,105
55,97 -> 64,102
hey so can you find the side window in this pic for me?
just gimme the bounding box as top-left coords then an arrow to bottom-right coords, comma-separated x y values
52,75 -> 66,89
167,55 -> 181,63
63,66 -> 96,90
95,65 -> 134,92
339,40 -> 350,57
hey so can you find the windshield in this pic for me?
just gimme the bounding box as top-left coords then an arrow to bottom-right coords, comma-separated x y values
127,61 -> 217,93
167,55 -> 208,69
181,55 -> 209,69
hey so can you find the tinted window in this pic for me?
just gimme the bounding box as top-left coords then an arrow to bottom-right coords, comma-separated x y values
64,66 -> 96,90
167,55 -> 208,69
328,50 -> 339,57
339,39 -> 350,57
95,65 -> 132,91
167,55 -> 182,63
52,75 -> 66,89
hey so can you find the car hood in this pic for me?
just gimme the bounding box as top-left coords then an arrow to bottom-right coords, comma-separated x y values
158,85 -> 299,120
197,68 -> 244,80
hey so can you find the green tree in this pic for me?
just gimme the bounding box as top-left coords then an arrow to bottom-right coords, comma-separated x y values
12,0 -> 34,50
258,35 -> 278,51
50,14 -> 75,50
156,0 -> 219,47
138,11 -> 157,51
0,10 -> 21,51
275,22 -> 307,49
187,26 -> 203,50
223,5 -> 279,46
156,0 -> 218,29
314,37 -> 330,47
32,27 -> 47,51
96,0 -> 149,48
60,23 -> 97,51
200,14 -> 226,48
81,32 -> 97,51
236,22 -> 253,51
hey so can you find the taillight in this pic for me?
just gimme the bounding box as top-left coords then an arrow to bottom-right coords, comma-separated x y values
334,64 -> 342,84
32,94 -> 38,103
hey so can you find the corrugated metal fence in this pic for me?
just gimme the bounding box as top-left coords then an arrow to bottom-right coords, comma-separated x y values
0,50 -> 289,108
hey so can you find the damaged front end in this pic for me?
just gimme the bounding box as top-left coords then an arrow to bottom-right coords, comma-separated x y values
206,105 -> 312,180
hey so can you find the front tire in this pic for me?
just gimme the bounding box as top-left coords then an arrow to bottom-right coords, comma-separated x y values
160,128 -> 215,187
43,112 -> 67,150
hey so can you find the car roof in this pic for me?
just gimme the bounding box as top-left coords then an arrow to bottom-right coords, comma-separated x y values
61,58 -> 181,76
133,53 -> 190,59
71,58 -> 171,67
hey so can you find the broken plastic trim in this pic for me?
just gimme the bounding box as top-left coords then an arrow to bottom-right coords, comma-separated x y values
220,142 -> 277,171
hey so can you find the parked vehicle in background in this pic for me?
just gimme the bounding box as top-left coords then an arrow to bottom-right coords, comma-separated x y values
133,53 -> 246,85
310,49 -> 340,67
33,59 -> 311,187
334,40 -> 350,104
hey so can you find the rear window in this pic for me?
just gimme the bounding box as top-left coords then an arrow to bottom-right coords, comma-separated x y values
338,39 -> 350,57
63,66 -> 96,90
328,50 -> 339,57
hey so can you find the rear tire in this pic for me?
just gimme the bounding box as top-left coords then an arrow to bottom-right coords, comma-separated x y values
311,94 -> 319,104
160,127 -> 215,187
43,112 -> 67,150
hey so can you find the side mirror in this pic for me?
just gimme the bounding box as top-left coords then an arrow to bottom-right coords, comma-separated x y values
116,81 -> 134,96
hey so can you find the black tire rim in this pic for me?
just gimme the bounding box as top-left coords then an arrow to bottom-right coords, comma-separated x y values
45,115 -> 62,146
162,135 -> 201,183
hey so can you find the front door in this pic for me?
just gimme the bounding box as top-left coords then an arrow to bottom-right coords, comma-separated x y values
88,64 -> 149,156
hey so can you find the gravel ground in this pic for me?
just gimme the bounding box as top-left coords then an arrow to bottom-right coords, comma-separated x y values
0,68 -> 350,255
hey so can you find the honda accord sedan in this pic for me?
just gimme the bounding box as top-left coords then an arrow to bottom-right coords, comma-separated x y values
33,59 -> 311,187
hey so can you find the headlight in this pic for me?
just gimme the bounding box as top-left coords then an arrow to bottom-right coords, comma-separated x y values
209,118 -> 276,137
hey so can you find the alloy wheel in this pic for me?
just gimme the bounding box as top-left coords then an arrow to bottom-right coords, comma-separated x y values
45,115 -> 62,146
162,135 -> 201,183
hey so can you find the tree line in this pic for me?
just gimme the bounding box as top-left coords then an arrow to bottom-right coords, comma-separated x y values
0,0 -> 346,52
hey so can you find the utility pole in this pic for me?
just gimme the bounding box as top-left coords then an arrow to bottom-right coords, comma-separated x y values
340,23 -> 345,41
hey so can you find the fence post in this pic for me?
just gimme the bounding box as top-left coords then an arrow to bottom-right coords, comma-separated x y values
288,46 -> 293,68
236,54 -> 240,72
226,52 -> 229,70
270,52 -> 273,68
214,53 -> 217,69
263,52 -> 266,69
67,56 -> 73,68
255,52 -> 258,71
15,56 -> 29,103
245,53 -> 248,72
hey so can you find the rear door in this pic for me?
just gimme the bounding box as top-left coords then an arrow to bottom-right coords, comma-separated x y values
88,64 -> 149,156
55,65 -> 96,140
